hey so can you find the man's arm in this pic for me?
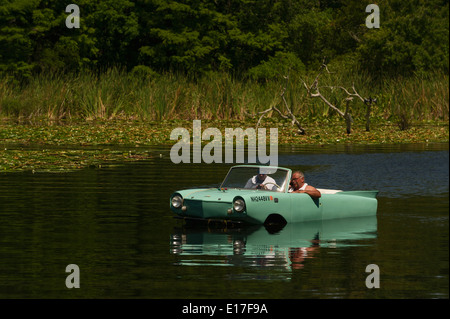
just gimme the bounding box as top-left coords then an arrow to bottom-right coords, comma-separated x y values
293,186 -> 321,199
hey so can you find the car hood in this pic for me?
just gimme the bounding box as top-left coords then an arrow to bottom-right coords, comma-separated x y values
175,188 -> 278,202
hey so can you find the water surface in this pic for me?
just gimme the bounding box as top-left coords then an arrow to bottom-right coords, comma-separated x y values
0,143 -> 448,298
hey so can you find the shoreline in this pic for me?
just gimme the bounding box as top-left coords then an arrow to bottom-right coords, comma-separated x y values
1,119 -> 448,172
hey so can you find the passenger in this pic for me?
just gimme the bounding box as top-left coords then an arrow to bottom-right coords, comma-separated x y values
289,171 -> 321,199
245,170 -> 277,190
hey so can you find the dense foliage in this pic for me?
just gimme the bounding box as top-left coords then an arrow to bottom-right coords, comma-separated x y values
1,0 -> 448,80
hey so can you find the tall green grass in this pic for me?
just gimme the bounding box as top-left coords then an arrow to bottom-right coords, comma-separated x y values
381,72 -> 449,129
0,68 -> 448,125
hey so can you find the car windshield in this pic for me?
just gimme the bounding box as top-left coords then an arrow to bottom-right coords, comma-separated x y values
220,166 -> 289,192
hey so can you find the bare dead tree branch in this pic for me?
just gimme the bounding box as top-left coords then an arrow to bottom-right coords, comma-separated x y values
252,70 -> 306,135
363,97 -> 377,132
248,59 -> 375,136
319,85 -> 377,131
319,84 -> 364,103
344,97 -> 354,134
348,30 -> 362,43
301,61 -> 373,134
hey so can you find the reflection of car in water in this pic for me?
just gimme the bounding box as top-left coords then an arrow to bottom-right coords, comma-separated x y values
170,216 -> 377,272
170,165 -> 378,226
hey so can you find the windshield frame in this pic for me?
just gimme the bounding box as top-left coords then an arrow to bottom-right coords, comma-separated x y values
219,165 -> 291,193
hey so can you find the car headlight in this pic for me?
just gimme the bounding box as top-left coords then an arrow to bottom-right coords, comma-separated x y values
233,198 -> 245,212
171,195 -> 183,208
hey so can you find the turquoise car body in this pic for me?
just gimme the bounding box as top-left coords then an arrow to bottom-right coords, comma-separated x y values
170,165 -> 378,225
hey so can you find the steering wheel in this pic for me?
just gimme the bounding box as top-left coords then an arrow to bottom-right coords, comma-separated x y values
257,182 -> 281,190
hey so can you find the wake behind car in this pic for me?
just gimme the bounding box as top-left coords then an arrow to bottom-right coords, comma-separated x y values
170,165 -> 378,225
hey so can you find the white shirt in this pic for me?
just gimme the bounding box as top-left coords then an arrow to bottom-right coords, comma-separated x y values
288,183 -> 308,193
245,175 -> 277,190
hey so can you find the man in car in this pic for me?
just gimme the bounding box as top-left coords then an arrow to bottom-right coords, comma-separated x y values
245,169 -> 277,190
289,171 -> 321,199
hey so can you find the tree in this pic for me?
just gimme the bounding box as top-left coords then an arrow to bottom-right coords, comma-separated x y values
357,0 -> 449,78
0,0 -> 36,78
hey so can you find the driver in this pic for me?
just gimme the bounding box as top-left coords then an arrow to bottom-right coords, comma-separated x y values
244,168 -> 277,190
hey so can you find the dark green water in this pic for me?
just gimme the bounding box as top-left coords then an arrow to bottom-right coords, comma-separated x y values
0,143 -> 448,299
